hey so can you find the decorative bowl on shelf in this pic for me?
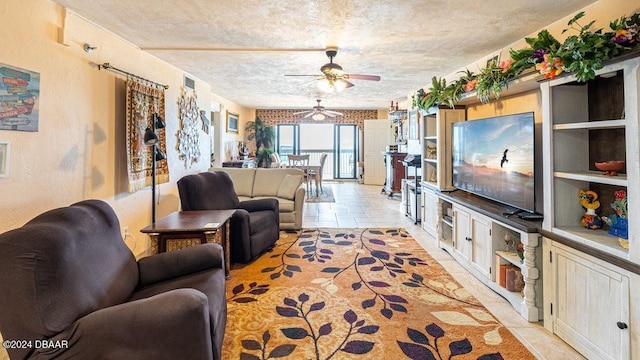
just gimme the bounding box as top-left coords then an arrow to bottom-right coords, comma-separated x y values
594,161 -> 625,176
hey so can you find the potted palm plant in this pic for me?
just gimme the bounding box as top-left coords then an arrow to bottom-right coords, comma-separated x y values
245,116 -> 275,168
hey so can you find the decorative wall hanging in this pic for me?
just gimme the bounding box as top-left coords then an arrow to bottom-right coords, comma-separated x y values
0,63 -> 40,132
177,88 -> 201,168
200,110 -> 210,134
125,79 -> 169,192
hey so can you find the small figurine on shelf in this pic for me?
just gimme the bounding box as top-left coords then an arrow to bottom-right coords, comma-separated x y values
503,233 -> 513,251
578,190 -> 603,230
516,242 -> 525,262
602,190 -> 628,244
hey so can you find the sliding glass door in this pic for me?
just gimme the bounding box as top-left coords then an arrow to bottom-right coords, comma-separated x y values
334,124 -> 357,179
275,123 -> 357,179
299,124 -> 333,178
275,124 -> 298,162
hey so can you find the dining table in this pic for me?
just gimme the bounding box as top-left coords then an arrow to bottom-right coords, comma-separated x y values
287,163 -> 322,197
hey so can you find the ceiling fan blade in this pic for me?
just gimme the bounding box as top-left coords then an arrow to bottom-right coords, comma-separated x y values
293,110 -> 310,115
346,74 -> 381,81
343,80 -> 355,89
325,110 -> 344,116
284,74 -> 322,77
303,112 -> 316,118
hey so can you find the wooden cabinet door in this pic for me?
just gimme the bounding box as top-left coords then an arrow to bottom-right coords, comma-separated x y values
422,189 -> 438,238
551,246 -> 630,360
453,206 -> 471,262
470,213 -> 492,279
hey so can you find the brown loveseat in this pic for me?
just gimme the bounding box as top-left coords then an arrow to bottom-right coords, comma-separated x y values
0,200 -> 227,360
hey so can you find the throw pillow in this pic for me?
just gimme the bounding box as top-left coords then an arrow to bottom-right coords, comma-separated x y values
277,174 -> 302,200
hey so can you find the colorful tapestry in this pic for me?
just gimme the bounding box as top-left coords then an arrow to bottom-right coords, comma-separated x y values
125,79 -> 169,192
224,228 -> 535,359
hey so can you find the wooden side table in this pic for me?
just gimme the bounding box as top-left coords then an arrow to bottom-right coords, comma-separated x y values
140,210 -> 235,277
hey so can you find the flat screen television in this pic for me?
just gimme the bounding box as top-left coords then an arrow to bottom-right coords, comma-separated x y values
452,112 -> 535,213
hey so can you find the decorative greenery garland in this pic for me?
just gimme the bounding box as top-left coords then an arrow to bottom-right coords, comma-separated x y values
412,11 -> 640,110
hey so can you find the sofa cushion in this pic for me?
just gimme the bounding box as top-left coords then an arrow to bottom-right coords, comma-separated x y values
252,169 -> 285,197
277,174 -> 302,200
253,196 -> 295,213
214,168 -> 255,197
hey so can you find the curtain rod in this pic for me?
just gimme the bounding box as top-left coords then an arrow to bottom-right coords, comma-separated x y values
98,63 -> 169,89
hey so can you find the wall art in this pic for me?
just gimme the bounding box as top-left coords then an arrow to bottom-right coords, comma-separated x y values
177,88 -> 201,168
0,63 -> 40,132
226,111 -> 239,133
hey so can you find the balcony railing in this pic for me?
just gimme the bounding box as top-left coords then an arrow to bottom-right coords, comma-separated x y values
279,149 -> 356,179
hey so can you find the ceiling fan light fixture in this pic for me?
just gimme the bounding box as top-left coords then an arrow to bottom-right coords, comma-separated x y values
334,79 -> 349,92
311,112 -> 326,121
317,79 -> 334,93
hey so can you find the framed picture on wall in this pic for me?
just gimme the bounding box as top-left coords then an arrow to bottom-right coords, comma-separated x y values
226,111 -> 239,133
408,109 -> 419,140
0,141 -> 10,177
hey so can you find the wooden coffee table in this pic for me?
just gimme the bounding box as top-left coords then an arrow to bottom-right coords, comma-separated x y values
141,210 -> 235,277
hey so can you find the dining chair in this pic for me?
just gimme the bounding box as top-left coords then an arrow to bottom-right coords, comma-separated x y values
288,154 -> 310,193
309,152 -> 328,195
270,153 -> 283,168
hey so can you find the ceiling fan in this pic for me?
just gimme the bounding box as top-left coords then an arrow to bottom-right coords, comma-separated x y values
285,47 -> 381,92
293,99 -> 343,120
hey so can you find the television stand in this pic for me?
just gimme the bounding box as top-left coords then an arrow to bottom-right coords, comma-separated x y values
435,190 -> 542,322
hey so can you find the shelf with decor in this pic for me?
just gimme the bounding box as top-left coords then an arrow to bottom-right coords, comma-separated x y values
541,55 -> 639,360
541,57 -> 637,260
420,107 -> 465,191
456,70 -> 544,106
388,109 -> 408,144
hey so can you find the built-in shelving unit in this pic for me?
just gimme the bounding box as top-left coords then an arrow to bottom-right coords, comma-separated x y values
541,59 -> 636,259
420,107 -> 465,238
420,107 -> 465,191
541,56 -> 640,360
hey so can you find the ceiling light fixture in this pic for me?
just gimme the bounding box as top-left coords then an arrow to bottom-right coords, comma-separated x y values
317,79 -> 334,93
311,113 -> 326,121
333,79 -> 348,92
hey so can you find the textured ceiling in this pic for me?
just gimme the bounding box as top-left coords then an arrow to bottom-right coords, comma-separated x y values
53,0 -> 598,110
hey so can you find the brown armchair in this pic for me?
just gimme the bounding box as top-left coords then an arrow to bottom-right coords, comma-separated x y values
177,171 -> 280,263
0,199 -> 227,360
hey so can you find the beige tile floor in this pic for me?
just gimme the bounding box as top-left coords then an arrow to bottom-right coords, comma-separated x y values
303,181 -> 585,360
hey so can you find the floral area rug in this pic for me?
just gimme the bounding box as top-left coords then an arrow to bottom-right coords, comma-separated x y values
304,185 -> 335,203
223,228 -> 535,359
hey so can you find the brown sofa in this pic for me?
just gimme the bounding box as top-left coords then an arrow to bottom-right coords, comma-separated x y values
211,167 -> 305,230
0,200 -> 227,360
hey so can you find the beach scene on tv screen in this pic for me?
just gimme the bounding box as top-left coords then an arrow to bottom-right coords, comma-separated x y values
452,114 -> 534,211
